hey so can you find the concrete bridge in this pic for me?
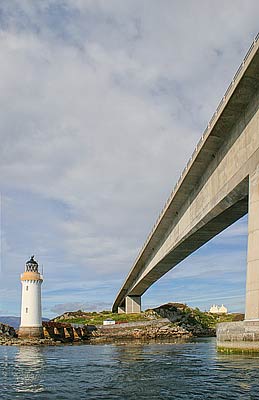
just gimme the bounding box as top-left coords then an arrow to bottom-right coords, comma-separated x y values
113,35 -> 259,322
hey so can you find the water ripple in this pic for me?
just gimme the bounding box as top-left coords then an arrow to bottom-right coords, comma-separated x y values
1,338 -> 259,399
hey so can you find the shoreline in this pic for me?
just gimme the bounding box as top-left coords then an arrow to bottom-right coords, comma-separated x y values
2,303 -> 238,347
0,335 -> 213,347
0,319 -> 215,346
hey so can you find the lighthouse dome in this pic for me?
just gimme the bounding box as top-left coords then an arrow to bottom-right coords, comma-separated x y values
25,255 -> 39,272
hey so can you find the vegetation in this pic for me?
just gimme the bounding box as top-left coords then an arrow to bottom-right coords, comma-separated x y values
176,306 -> 243,329
53,310 -> 153,325
52,304 -> 244,329
205,311 -> 244,328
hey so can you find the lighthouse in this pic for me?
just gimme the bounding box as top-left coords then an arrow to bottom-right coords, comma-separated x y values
19,256 -> 43,338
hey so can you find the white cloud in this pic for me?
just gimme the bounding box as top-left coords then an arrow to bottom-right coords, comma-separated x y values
50,301 -> 110,314
0,1 -> 257,315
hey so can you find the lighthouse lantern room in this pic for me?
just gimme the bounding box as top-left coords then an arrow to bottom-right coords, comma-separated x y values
19,255 -> 44,338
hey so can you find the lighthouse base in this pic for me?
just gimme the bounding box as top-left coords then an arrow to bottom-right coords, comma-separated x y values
18,326 -> 44,339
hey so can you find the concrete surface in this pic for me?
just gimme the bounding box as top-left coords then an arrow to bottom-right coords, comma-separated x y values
113,36 -> 259,315
217,321 -> 259,352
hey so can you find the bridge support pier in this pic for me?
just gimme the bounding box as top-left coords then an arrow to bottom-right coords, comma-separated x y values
217,167 -> 259,352
125,296 -> 141,314
245,167 -> 259,321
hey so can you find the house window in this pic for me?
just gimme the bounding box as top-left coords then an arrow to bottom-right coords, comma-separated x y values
26,286 -> 28,291
25,307 -> 28,313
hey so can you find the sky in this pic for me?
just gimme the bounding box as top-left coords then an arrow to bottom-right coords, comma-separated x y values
0,0 -> 258,318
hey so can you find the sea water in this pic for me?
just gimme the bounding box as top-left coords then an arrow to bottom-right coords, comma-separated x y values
1,338 -> 259,399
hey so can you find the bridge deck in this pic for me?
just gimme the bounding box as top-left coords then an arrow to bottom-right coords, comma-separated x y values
113,35 -> 259,312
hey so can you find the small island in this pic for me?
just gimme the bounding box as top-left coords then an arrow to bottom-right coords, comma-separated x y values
0,303 -> 244,346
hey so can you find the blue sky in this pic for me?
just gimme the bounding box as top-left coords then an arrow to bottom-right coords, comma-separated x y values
0,1 -> 257,317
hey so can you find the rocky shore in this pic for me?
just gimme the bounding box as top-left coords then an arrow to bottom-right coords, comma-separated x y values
87,303 -> 217,343
0,336 -> 59,346
0,321 -> 192,346
89,320 -> 192,343
0,322 -> 17,338
0,322 -> 58,346
0,303 -> 242,346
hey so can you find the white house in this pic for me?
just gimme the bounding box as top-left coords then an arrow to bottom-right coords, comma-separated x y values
209,304 -> 228,314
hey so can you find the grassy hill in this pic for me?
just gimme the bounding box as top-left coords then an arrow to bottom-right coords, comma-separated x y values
52,303 -> 244,330
52,310 -> 150,325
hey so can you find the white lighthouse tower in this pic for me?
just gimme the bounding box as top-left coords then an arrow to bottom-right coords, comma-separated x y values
19,256 -> 43,338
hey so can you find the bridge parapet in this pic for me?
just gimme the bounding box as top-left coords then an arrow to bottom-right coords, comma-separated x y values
113,34 -> 259,314
133,33 -> 259,275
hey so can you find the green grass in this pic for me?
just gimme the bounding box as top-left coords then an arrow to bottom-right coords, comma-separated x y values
56,311 -> 149,326
180,307 -> 244,329
54,306 -> 243,329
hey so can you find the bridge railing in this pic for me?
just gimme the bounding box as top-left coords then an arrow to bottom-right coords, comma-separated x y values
134,33 -> 259,265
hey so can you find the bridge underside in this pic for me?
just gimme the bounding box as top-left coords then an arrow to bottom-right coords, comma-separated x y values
113,39 -> 259,317
116,180 -> 249,314
129,182 -> 249,297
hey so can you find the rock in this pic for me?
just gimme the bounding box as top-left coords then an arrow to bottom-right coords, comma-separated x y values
0,322 -> 17,338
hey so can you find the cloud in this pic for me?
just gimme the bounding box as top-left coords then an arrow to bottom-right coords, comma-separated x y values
50,301 -> 110,315
0,1 -> 258,315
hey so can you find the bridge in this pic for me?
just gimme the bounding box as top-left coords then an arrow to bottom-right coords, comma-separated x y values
113,35 -> 259,320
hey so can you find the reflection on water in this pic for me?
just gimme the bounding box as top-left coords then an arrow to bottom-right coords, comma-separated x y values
1,338 -> 259,399
14,346 -> 45,393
